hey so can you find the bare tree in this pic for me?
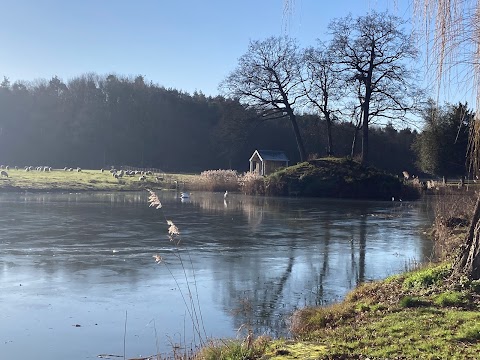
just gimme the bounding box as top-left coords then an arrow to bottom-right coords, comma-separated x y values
303,43 -> 344,156
414,0 -> 480,279
221,36 -> 307,162
329,11 -> 422,164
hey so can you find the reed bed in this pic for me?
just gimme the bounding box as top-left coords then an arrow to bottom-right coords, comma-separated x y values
181,170 -> 264,195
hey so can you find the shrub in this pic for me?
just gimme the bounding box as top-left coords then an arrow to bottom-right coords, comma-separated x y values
434,291 -> 465,307
399,296 -> 428,308
402,264 -> 452,290
470,280 -> 480,294
355,302 -> 371,312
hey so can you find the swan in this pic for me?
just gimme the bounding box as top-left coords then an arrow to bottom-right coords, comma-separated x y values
180,192 -> 190,199
224,190 -> 228,199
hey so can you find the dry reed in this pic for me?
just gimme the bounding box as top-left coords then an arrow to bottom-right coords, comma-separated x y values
238,171 -> 264,195
147,189 -> 207,355
185,169 -> 240,192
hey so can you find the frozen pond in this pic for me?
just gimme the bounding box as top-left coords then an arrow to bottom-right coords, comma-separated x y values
0,191 -> 434,359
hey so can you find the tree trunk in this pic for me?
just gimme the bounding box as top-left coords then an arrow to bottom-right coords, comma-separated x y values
351,127 -> 358,157
454,195 -> 480,279
326,116 -> 334,156
361,54 -> 373,165
361,97 -> 370,164
289,113 -> 307,162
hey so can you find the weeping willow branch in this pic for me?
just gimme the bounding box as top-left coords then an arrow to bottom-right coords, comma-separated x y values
414,0 -> 480,279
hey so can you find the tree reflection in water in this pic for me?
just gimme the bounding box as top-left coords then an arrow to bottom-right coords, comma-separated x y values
187,192 -> 432,337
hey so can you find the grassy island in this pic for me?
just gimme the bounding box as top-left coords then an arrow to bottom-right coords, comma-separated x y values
263,157 -> 416,200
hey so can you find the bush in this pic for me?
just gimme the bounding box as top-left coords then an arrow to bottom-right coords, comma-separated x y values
470,280 -> 480,294
434,291 -> 465,307
399,296 -> 428,308
402,264 -> 452,289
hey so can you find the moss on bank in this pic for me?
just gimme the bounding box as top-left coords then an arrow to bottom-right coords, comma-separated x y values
264,157 -> 418,200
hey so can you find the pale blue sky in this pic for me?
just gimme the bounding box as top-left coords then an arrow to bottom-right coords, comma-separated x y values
0,0 -> 413,96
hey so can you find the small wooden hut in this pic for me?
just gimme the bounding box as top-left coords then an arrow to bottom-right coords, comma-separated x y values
249,150 -> 289,176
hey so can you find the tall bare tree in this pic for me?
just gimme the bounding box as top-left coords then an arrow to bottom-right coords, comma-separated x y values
303,43 -> 344,156
221,36 -> 307,162
414,0 -> 480,279
329,11 -> 422,164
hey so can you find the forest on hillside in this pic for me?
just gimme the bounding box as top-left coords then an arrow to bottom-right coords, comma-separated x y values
0,73 -> 420,175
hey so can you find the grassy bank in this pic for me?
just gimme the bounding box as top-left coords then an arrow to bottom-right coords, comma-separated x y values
285,263 -> 480,359
199,263 -> 480,359
0,167 -> 245,193
0,168 -> 195,192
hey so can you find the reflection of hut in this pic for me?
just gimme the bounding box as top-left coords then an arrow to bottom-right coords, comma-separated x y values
249,150 -> 289,176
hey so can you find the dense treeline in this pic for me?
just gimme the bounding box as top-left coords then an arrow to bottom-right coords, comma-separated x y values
0,73 -> 418,174
412,101 -> 473,181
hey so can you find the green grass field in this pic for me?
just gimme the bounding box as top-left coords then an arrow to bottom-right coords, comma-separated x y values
0,168 -> 179,191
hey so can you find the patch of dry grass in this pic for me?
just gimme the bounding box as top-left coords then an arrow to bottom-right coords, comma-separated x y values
194,335 -> 270,360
